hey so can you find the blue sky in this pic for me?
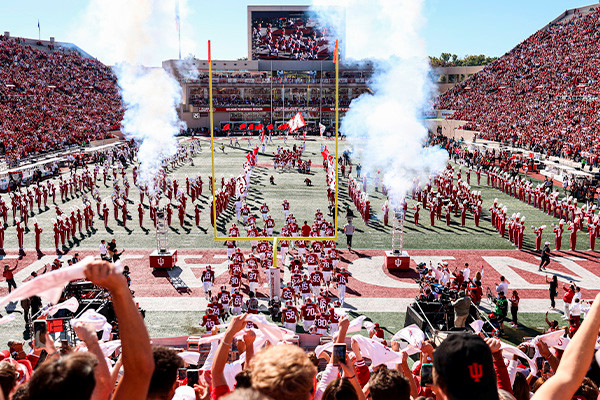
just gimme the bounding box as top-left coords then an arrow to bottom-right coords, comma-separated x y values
0,0 -> 594,64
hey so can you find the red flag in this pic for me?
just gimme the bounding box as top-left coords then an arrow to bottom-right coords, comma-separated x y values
255,124 -> 263,131
266,124 -> 273,130
321,146 -> 330,160
246,153 -> 252,161
248,124 -> 254,130
333,39 -> 338,64
278,123 -> 287,131
239,123 -> 246,130
287,112 -> 306,132
208,40 -> 211,63
222,124 -> 230,131
253,147 -> 259,156
261,130 -> 265,142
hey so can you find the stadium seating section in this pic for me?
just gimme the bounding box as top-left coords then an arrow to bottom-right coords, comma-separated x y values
0,37 -> 122,163
435,8 -> 600,163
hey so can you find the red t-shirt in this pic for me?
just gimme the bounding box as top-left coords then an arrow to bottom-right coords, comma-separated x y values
211,384 -> 230,400
301,225 -> 311,237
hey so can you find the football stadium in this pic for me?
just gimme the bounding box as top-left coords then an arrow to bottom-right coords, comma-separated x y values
0,1 -> 599,399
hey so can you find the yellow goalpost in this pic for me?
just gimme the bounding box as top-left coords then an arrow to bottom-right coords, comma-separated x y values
208,39 -> 341,269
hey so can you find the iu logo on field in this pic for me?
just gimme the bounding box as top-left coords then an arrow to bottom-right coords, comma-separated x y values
158,258 -> 165,266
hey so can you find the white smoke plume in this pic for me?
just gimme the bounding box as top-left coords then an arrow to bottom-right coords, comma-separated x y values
74,0 -> 192,191
176,55 -> 201,81
312,0 -> 448,206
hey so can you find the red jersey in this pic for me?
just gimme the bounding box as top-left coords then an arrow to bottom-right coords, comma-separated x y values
310,271 -> 323,286
208,302 -> 222,316
337,272 -> 349,285
317,296 -> 330,313
231,252 -> 244,264
282,287 -> 294,301
282,307 -> 298,323
291,274 -> 302,287
301,303 -> 318,320
306,253 -> 319,266
231,293 -> 243,307
329,249 -> 339,260
321,258 -> 333,272
315,314 -> 328,330
201,270 -> 214,282
229,273 -> 242,288
301,224 -> 311,237
202,314 -> 220,329
229,263 -> 242,276
300,280 -> 311,294
260,205 -> 269,213
312,242 -> 323,253
247,256 -> 260,269
248,269 -> 259,283
329,308 -> 341,324
290,261 -> 302,274
219,291 -> 231,305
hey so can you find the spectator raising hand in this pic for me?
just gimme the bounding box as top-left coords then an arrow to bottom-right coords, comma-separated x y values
73,322 -> 112,400
19,260 -> 154,400
211,314 -> 248,398
532,292 -> 600,399
83,260 -> 154,400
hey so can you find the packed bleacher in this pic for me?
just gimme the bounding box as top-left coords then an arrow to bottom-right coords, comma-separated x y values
2,253 -> 600,400
0,36 -> 123,164
435,8 -> 600,164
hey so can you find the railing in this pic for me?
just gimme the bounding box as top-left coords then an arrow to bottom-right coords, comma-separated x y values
183,77 -> 372,85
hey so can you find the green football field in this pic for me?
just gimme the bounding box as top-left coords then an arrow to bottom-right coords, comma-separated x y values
0,137 -> 583,347
0,136 -> 587,252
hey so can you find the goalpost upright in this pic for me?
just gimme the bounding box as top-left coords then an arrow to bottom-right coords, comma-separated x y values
209,39 -> 341,271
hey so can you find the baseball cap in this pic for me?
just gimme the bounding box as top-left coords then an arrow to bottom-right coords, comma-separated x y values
433,333 -> 499,400
173,385 -> 196,400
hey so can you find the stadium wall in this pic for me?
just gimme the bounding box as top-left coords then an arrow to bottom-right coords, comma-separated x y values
427,119 -> 475,142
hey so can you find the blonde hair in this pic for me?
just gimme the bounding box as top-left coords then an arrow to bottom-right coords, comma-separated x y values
251,345 -> 316,400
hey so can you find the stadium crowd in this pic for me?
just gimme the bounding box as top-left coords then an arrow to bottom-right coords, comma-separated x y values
0,253 -> 599,400
435,8 -> 600,165
0,36 -> 122,164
